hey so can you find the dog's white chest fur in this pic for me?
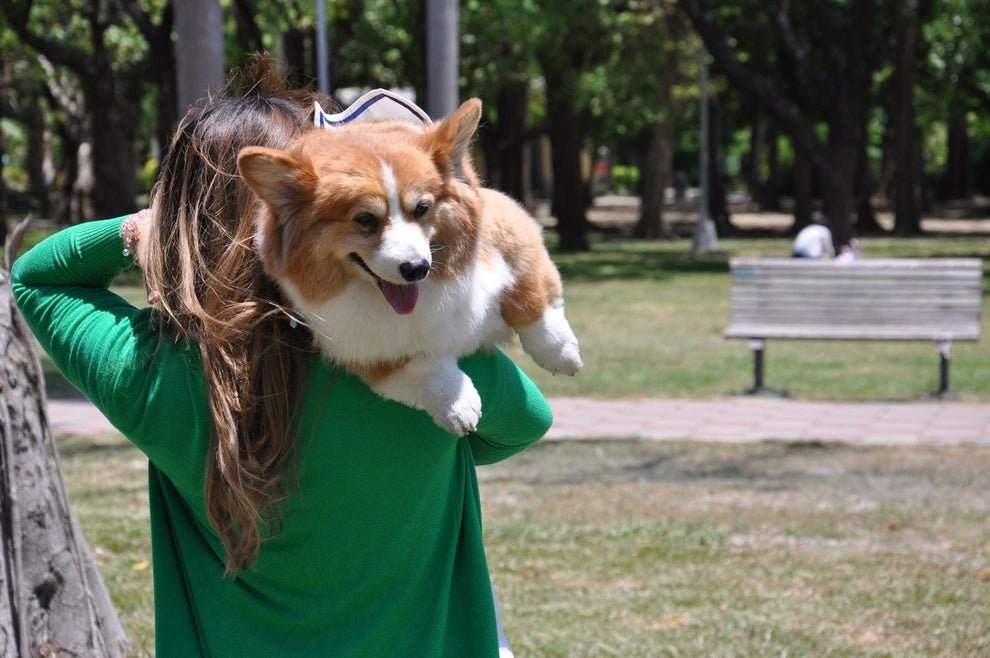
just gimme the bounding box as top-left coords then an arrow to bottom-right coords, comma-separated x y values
288,253 -> 516,365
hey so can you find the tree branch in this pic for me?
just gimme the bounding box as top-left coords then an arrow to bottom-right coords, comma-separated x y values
774,0 -> 835,97
680,0 -> 830,176
0,0 -> 90,76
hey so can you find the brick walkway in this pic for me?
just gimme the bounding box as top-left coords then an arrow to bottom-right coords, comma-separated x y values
544,397 -> 990,446
48,396 -> 990,446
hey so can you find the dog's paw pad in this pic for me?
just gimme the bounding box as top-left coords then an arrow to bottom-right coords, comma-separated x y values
547,349 -> 583,376
433,384 -> 483,436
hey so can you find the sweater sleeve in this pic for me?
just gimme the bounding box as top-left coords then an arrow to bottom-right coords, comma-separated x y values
459,350 -> 553,465
11,217 -> 211,496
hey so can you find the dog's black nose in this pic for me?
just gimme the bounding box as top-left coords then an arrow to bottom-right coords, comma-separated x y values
399,259 -> 430,282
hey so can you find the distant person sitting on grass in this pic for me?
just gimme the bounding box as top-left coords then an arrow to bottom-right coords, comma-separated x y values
792,217 -> 835,259
835,238 -> 864,262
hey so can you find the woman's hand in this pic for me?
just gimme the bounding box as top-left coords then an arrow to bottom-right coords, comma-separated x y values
121,209 -> 160,304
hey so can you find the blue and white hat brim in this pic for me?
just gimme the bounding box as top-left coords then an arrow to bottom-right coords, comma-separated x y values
315,89 -> 431,128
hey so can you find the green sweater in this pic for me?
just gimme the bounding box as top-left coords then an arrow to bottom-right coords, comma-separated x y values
12,216 -> 553,657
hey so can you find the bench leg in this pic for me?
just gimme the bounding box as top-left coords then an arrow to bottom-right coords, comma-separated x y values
933,339 -> 956,399
742,339 -> 789,397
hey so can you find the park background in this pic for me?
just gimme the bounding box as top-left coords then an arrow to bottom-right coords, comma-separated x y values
3,1 -> 990,656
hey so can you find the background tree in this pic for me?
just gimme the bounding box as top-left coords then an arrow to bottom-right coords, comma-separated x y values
338,0 -> 427,101
0,221 -> 128,657
0,0 -> 168,219
533,0 -> 613,252
586,0 -> 691,240
890,0 -> 926,235
461,0 -> 542,204
2,0 -> 990,240
918,0 -> 990,203
681,0 -> 888,248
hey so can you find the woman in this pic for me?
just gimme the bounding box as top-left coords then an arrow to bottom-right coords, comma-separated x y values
12,55 -> 551,657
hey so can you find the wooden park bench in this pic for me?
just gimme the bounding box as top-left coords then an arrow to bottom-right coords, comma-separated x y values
724,257 -> 984,397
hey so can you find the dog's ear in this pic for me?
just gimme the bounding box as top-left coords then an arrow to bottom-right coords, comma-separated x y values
427,99 -> 482,183
238,147 -> 317,215
238,147 -> 317,273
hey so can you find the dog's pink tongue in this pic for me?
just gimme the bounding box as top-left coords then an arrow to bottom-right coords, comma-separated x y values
380,282 -> 419,315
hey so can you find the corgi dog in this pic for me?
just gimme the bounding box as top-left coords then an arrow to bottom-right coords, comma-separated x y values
237,99 -> 581,435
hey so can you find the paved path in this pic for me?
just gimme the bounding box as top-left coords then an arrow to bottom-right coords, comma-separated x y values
48,396 -> 990,447
545,397 -> 990,446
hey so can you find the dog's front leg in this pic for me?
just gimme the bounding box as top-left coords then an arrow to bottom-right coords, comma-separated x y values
517,298 -> 583,376
371,357 -> 483,436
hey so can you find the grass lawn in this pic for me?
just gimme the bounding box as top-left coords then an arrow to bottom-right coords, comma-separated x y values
481,439 -> 990,657
502,232 -> 990,401
59,432 -> 990,657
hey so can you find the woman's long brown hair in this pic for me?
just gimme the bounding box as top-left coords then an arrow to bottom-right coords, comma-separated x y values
142,54 -> 327,576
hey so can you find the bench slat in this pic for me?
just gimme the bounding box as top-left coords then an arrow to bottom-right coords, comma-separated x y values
724,258 -> 984,342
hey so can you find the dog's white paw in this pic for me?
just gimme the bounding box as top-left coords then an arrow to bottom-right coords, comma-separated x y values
518,299 -> 583,376
430,378 -> 483,436
374,358 -> 483,435
542,340 -> 583,376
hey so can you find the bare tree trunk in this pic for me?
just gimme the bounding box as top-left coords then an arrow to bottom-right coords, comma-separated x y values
792,152 -> 813,230
544,78 -> 590,252
634,119 -> 674,239
0,108 -> 7,243
493,83 -> 529,203
0,220 -> 128,657
944,102 -> 971,201
892,0 -> 922,235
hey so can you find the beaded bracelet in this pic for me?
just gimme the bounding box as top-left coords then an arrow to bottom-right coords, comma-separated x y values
120,209 -> 151,258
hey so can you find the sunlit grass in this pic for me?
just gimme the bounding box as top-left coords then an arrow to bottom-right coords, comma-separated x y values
59,433 -> 990,657
480,440 -> 990,657
58,433 -> 154,658
503,232 -> 990,401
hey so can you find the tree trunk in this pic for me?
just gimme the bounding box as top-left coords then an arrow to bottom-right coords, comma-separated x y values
634,120 -> 673,239
707,95 -> 732,237
0,107 -> 7,243
855,132 -> 884,234
479,82 -> 529,204
493,83 -> 529,204
819,167 -> 854,249
0,220 -> 128,657
944,101 -> 970,201
544,81 -> 590,252
792,151 -> 813,230
892,0 -> 922,235
25,94 -> 53,219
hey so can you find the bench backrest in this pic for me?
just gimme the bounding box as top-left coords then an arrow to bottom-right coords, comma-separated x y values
725,258 -> 984,341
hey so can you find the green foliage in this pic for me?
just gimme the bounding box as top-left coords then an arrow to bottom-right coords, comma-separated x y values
610,165 -> 640,194
337,0 -> 425,93
583,1 -> 695,142
461,0 -> 541,92
137,158 -> 159,195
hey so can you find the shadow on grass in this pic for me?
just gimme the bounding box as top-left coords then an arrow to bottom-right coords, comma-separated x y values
483,439 -> 840,486
58,437 -> 138,458
551,235 -> 729,283
548,227 -> 990,285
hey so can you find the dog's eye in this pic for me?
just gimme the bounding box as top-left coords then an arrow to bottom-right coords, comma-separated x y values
354,213 -> 380,232
412,201 -> 431,219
